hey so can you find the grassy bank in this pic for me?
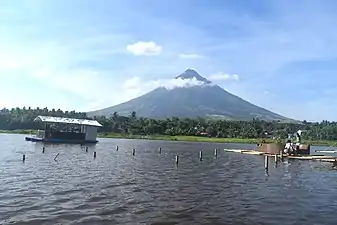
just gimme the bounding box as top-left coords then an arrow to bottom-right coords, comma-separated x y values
99,133 -> 267,144
1,129 -> 336,146
0,129 -> 35,134
99,133 -> 337,146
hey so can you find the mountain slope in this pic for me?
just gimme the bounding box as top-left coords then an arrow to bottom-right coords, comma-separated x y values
88,69 -> 290,121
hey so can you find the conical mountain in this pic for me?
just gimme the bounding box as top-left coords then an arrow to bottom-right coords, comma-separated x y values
88,69 -> 289,121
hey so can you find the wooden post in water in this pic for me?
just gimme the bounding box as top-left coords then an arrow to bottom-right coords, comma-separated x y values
159,147 -> 162,154
22,154 -> 26,162
54,153 -> 59,161
116,146 -> 119,151
86,147 -> 88,153
175,155 -> 179,164
264,155 -> 269,171
93,151 -> 97,158
42,147 -> 45,153
132,148 -> 135,156
214,149 -> 218,157
199,151 -> 203,161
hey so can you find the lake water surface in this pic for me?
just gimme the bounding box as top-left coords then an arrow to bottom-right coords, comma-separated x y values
1,134 -> 337,224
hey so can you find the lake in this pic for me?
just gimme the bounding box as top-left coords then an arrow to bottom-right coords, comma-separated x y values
0,134 -> 337,225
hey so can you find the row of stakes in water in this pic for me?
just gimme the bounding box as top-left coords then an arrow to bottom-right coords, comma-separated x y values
22,146 -> 60,162
33,146 -> 278,172
22,146 -> 219,164
22,146 -> 92,162
116,146 -> 278,170
116,146 -> 218,164
21,146 -> 278,171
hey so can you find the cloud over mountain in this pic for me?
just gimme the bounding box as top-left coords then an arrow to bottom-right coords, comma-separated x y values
209,73 -> 239,81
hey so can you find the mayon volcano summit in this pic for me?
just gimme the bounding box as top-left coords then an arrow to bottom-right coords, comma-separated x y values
88,69 -> 289,121
175,69 -> 212,84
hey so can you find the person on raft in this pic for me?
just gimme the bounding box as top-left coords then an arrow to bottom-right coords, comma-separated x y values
284,130 -> 303,155
294,130 -> 302,154
284,139 -> 294,155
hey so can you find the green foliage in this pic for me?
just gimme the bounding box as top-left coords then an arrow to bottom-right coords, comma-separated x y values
1,107 -> 337,142
0,107 -> 87,130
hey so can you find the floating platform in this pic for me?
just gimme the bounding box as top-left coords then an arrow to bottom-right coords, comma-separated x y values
25,116 -> 102,145
315,150 -> 337,154
258,143 -> 310,155
224,149 -> 337,163
25,136 -> 98,144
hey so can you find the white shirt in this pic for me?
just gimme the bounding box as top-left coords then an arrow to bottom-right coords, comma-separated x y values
285,143 -> 292,149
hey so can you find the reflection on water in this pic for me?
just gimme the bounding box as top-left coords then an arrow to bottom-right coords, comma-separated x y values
283,159 -> 292,188
0,134 -> 337,224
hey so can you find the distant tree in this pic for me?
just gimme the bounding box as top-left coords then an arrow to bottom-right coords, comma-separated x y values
130,111 -> 137,120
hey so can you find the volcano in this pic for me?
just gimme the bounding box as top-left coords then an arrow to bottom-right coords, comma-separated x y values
88,69 -> 289,121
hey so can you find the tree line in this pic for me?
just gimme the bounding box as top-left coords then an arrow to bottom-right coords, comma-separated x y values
1,107 -> 337,141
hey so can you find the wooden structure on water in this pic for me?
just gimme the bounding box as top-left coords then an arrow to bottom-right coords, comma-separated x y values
25,116 -> 103,144
257,143 -> 311,155
224,138 -> 337,163
233,128 -> 337,165
224,148 -> 337,163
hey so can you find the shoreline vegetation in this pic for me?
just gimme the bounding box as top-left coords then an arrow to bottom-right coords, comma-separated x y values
2,107 -> 337,147
1,129 -> 336,146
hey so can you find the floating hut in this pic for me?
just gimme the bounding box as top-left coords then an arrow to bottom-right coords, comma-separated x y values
25,116 -> 102,144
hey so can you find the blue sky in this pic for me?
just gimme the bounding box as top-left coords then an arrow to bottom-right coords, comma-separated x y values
1,0 -> 337,121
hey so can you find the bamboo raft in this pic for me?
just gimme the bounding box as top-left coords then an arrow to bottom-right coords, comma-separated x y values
224,149 -> 337,163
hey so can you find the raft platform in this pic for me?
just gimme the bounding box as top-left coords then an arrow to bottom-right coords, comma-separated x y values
224,149 -> 337,163
25,116 -> 102,145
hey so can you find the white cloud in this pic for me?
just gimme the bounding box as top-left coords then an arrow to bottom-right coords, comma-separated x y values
123,76 -> 207,91
156,77 -> 207,89
119,76 -> 208,102
208,72 -> 239,81
179,53 -> 204,59
126,41 -> 163,56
